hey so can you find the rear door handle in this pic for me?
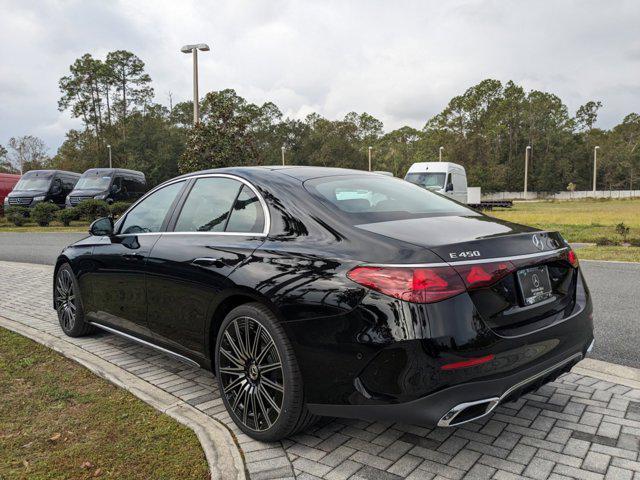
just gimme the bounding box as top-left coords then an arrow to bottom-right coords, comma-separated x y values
122,253 -> 144,261
191,257 -> 224,267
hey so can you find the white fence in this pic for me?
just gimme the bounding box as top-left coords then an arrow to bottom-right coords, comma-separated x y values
482,190 -> 640,201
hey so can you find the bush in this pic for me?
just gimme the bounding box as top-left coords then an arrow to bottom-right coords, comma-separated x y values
629,238 -> 640,247
57,207 -> 80,227
595,237 -> 618,246
615,222 -> 630,242
76,199 -> 109,221
109,201 -> 132,219
5,207 -> 29,226
31,202 -> 60,227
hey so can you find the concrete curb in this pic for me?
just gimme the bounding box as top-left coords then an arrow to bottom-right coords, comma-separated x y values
574,357 -> 640,390
0,314 -> 247,480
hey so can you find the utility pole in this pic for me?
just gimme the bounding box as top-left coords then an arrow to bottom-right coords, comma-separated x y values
368,146 -> 372,171
281,145 -> 285,166
107,145 -> 112,168
593,146 -> 600,193
439,146 -> 444,162
180,44 -> 210,125
524,145 -> 532,197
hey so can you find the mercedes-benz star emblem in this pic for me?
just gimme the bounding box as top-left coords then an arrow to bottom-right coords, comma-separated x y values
532,273 -> 540,288
532,234 -> 544,251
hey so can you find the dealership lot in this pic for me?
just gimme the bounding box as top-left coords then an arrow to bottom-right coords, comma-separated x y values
2,260 -> 640,480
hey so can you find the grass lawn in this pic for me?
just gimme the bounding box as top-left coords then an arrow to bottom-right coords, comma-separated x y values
0,218 -> 89,233
0,327 -> 209,480
488,198 -> 640,262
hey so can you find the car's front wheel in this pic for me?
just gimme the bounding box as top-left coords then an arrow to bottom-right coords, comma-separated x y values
215,302 -> 317,441
55,263 -> 94,337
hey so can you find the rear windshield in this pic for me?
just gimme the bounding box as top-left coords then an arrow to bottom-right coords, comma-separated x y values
14,173 -> 53,191
75,173 -> 113,190
405,172 -> 446,189
305,175 -> 474,225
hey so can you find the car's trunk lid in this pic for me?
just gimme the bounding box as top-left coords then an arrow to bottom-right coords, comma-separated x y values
355,214 -> 577,334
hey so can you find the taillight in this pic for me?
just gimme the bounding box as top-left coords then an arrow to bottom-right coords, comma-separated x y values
567,249 -> 579,268
347,266 -> 466,303
451,261 -> 515,289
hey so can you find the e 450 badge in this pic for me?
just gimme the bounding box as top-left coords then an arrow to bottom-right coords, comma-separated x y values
449,250 -> 481,259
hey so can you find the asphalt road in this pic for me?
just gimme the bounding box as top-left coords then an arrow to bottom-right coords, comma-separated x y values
0,232 -> 638,368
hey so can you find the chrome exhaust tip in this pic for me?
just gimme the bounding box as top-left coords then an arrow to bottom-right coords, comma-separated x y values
437,397 -> 500,427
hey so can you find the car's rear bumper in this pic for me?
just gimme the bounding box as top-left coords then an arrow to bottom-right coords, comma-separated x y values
307,337 -> 592,426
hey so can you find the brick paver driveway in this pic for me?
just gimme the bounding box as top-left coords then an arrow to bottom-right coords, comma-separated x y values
2,261 -> 640,480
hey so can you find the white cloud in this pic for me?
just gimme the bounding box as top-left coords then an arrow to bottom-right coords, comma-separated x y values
1,0 -> 639,153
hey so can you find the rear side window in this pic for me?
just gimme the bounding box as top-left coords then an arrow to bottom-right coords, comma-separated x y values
226,186 -> 265,233
175,177 -> 242,232
305,175 -> 474,225
120,181 -> 185,234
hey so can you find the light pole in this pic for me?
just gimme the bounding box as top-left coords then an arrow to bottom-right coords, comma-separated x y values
180,43 -> 210,125
281,145 -> 285,166
524,145 -> 532,197
593,146 -> 600,193
368,146 -> 372,171
439,146 -> 444,162
107,145 -> 112,168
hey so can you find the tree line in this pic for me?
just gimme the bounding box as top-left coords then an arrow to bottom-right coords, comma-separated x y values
1,50 -> 638,192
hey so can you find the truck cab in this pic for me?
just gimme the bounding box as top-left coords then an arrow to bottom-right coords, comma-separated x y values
404,162 -> 468,204
4,170 -> 80,210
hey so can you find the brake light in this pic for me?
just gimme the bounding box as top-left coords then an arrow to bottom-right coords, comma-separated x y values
347,266 -> 466,303
567,249 -> 579,268
451,261 -> 515,289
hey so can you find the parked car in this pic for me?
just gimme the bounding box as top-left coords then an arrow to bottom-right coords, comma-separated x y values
53,166 -> 594,441
4,170 -> 80,210
0,172 -> 21,215
405,161 -> 468,203
66,168 -> 147,207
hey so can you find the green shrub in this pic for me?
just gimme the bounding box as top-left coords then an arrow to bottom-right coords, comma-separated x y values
76,199 -> 109,221
615,222 -> 630,242
31,202 -> 59,227
5,207 -> 29,226
629,238 -> 640,247
595,237 -> 618,246
57,207 -> 80,227
109,201 -> 132,218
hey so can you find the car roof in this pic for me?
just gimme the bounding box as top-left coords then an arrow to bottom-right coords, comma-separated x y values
82,168 -> 145,177
23,169 -> 81,177
176,166 -> 376,183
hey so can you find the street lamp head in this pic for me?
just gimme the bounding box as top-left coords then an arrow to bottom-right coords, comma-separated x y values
526,145 -> 532,150
107,144 -> 111,149
595,146 -> 600,150
181,43 -> 211,53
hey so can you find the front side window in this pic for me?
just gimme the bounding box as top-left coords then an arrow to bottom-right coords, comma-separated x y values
120,181 -> 185,234
175,177 -> 242,232
306,175 -> 474,225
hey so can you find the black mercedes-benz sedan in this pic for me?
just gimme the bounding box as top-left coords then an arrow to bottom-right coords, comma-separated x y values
53,166 -> 594,441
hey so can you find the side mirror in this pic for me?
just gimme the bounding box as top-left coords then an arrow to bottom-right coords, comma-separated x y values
111,184 -> 120,193
446,182 -> 454,192
89,217 -> 114,236
51,182 -> 62,195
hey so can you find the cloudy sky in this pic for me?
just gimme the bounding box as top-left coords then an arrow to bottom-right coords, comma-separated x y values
1,0 -> 639,154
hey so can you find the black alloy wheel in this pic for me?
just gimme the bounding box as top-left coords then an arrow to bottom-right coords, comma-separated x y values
55,264 -> 94,337
215,303 -> 318,441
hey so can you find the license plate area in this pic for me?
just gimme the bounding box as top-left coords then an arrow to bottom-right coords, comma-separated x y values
517,265 -> 553,306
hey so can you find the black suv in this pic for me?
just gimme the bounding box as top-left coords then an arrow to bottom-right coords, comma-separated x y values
66,168 -> 147,207
4,170 -> 80,210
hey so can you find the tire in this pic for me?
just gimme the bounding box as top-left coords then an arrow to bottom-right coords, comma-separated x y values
215,302 -> 318,441
55,263 -> 94,337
